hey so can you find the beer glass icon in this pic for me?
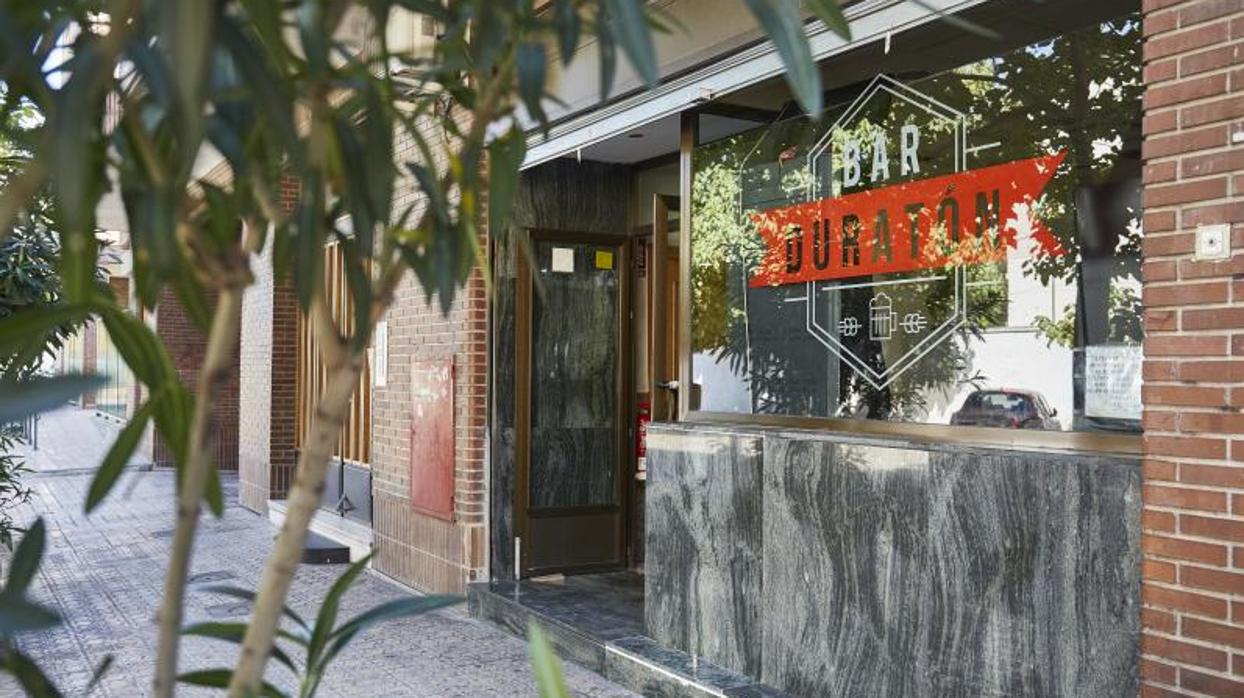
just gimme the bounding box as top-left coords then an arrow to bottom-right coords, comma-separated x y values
869,292 -> 897,341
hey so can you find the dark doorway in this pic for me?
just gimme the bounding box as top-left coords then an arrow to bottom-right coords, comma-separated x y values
515,231 -> 631,577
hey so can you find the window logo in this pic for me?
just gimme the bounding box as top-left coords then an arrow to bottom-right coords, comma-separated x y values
748,75 -> 1065,389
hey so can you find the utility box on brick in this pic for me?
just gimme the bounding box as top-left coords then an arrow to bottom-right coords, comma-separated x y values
409,356 -> 454,520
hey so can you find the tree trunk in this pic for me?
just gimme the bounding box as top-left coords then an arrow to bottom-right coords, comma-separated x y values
152,287 -> 243,698
227,354 -> 364,697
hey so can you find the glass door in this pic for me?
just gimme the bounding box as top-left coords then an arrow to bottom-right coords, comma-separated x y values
516,233 -> 629,576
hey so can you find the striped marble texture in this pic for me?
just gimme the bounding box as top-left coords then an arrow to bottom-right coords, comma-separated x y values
645,424 -> 1141,698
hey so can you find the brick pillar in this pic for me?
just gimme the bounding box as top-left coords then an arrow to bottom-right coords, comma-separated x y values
153,288 -> 240,470
237,175 -> 300,513
1141,2 -> 1244,695
367,112 -> 491,593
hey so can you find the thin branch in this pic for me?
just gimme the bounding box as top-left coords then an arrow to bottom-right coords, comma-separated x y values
226,48 -> 517,698
152,286 -> 244,698
310,291 -> 348,369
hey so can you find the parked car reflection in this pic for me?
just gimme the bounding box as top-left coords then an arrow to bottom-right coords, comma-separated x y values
950,389 -> 1061,430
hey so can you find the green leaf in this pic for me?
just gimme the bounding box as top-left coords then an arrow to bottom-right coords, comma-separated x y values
218,15 -> 302,164
516,42 -> 549,125
307,554 -> 373,667
742,0 -> 822,115
201,585 -> 310,632
177,669 -> 287,698
204,463 -> 224,518
158,0 -> 215,162
6,518 -> 44,594
297,0 -> 330,79
119,179 -> 176,308
359,85 -> 395,249
554,0 -> 581,65
51,46 -> 108,245
468,2 -> 507,74
331,112 -> 378,256
527,621 -> 570,698
85,655 -> 113,695
151,383 -> 193,470
180,622 -> 299,674
85,399 -> 156,513
0,374 -> 106,424
172,271 -> 213,332
0,596 -> 61,637
803,0 -> 851,39
238,0 -> 291,72
595,18 -> 617,100
2,647 -> 64,698
97,305 -> 178,389
487,128 -> 526,241
313,595 -> 459,682
337,238 -> 373,351
199,182 -> 244,253
327,595 -> 460,646
293,171 -> 326,310
602,0 -> 658,87
0,304 -> 89,360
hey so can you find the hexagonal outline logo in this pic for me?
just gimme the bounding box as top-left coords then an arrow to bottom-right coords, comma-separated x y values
800,74 -> 969,390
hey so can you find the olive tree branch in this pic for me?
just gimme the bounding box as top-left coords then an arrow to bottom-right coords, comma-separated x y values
226,49 -> 514,696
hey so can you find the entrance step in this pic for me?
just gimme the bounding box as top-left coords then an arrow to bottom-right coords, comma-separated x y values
467,580 -> 787,697
468,581 -> 610,672
301,531 -> 350,565
268,499 -> 373,562
606,636 -> 784,698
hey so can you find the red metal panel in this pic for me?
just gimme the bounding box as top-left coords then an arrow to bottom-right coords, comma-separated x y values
409,357 -> 454,520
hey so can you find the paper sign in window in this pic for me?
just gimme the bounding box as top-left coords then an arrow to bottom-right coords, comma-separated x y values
1084,345 -> 1141,421
551,247 -> 574,273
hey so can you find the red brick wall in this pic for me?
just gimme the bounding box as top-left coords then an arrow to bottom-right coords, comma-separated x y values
369,113 -> 490,594
1141,1 -> 1244,695
153,286 -> 240,471
237,176 -> 301,512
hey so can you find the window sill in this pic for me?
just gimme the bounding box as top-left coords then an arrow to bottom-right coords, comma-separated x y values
677,411 -> 1142,457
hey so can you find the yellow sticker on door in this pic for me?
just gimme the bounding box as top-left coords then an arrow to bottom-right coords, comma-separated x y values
595,250 -> 614,270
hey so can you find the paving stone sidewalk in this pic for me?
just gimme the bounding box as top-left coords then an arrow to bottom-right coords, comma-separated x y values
1,409 -> 634,697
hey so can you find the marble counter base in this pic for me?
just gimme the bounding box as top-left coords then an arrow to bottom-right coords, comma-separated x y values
645,430 -> 764,677
646,424 -> 1141,698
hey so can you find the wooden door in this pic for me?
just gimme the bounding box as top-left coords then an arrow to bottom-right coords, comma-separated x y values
515,232 -> 630,576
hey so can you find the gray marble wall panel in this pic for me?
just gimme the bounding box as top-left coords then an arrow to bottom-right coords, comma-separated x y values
645,423 -> 1141,698
489,160 -> 633,580
490,230 -> 518,580
511,159 -> 632,234
762,437 -> 1140,697
645,429 -> 764,677
762,439 -> 933,697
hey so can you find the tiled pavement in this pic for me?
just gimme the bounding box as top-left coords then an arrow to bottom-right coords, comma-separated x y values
1,409 -> 635,697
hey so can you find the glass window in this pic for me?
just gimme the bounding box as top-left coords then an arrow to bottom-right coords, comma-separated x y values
689,12 -> 1142,434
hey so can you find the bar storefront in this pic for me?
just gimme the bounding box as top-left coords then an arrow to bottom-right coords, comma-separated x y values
474,1 -> 1145,695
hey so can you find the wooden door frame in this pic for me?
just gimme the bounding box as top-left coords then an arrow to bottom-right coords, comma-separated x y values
514,228 -> 633,578
650,194 -> 679,423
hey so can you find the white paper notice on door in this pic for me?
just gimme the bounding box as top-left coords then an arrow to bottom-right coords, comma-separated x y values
1084,344 -> 1142,420
551,247 -> 574,273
